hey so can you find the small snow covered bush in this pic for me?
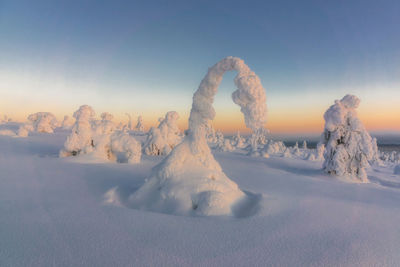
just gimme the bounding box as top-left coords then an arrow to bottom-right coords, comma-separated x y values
17,112 -> 59,137
233,131 -> 246,149
61,115 -> 75,130
321,95 -> 379,182
110,131 -> 141,163
60,105 -> 96,157
60,106 -> 141,163
143,111 -> 182,155
135,115 -> 145,132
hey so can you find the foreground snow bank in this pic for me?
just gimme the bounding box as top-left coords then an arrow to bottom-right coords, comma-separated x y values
130,56 -> 267,216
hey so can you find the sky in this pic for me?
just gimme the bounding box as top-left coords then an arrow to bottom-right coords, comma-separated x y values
0,0 -> 399,135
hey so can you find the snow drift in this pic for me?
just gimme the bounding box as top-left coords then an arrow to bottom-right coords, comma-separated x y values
129,56 -> 267,216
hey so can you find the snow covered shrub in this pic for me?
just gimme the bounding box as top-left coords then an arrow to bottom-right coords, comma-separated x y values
214,130 -> 225,148
217,138 -> 235,152
17,112 -> 59,137
61,115 -> 75,130
129,56 -> 268,216
60,106 -> 141,163
143,111 -> 182,155
89,112 -> 117,160
302,141 -> 307,149
0,114 -> 9,124
247,128 -> 269,156
205,122 -> 217,144
125,113 -> 133,131
321,95 -> 379,182
135,115 -> 145,132
233,131 -> 246,148
282,148 -> 292,158
316,143 -> 325,161
60,105 -> 96,157
305,152 -> 316,161
110,131 -> 141,163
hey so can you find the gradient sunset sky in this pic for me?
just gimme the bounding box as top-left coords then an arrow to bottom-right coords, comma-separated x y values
0,0 -> 399,135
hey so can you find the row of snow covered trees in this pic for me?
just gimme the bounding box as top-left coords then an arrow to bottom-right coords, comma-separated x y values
58,105 -> 184,163
8,95 -> 394,182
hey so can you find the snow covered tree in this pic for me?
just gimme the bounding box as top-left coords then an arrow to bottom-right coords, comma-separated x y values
129,56 -> 268,216
143,111 -> 182,155
302,140 -> 307,149
135,115 -> 145,132
60,105 -> 96,157
233,131 -> 246,148
18,112 -> 59,137
61,115 -> 75,130
110,131 -> 142,163
321,94 -> 379,182
125,113 -> 133,131
60,106 -> 141,163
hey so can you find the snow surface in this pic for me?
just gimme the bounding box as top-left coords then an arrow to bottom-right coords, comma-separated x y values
2,124 -> 400,266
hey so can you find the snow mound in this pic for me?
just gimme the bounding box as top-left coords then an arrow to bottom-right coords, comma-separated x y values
129,141 -> 245,216
130,56 -> 267,216
321,95 -> 379,182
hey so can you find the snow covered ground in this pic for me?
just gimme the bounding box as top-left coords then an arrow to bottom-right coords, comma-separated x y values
1,127 -> 400,266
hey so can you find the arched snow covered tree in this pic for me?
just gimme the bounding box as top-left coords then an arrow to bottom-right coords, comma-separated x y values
129,56 -> 267,216
321,94 -> 379,182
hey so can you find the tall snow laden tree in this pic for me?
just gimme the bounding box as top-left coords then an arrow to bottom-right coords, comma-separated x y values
321,94 -> 379,182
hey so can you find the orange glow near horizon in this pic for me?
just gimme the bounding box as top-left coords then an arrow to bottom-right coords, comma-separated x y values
2,100 -> 399,135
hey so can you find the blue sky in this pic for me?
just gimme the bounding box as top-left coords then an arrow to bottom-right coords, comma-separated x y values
0,0 -> 399,133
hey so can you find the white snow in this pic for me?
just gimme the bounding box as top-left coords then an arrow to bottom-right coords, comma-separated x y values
2,127 -> 400,266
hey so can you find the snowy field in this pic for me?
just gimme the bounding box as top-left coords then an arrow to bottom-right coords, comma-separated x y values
1,128 -> 400,266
